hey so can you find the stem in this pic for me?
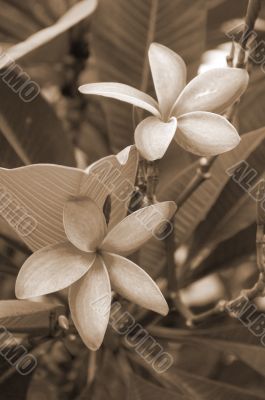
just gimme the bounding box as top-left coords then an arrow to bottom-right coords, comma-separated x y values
135,159 -> 159,206
175,157 -> 215,208
236,0 -> 261,68
165,224 -> 177,292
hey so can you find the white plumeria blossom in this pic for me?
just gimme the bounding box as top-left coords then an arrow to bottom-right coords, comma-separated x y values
2,146 -> 175,351
79,43 -> 249,161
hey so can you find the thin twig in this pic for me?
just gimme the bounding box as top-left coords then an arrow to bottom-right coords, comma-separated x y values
175,156 -> 216,208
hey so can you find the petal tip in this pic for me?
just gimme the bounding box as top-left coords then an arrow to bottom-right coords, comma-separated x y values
116,144 -> 138,165
159,300 -> 169,316
15,285 -> 24,300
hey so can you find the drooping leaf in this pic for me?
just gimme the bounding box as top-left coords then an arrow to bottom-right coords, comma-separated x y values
2,0 -> 97,65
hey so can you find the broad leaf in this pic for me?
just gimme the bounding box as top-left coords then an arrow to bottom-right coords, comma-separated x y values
150,317 -> 265,378
171,369 -> 264,400
0,74 -> 75,167
181,224 -> 255,286
161,127 -> 265,247
128,374 -> 187,400
0,146 -> 137,251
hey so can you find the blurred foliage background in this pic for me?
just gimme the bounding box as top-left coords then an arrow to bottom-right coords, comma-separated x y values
0,0 -> 265,399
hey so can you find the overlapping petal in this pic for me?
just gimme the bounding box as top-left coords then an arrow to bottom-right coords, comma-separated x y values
79,82 -> 160,117
69,257 -> 111,351
0,147 -> 138,251
134,116 -> 177,161
15,242 -> 95,299
102,252 -> 168,315
148,43 -> 186,119
175,111 -> 240,156
101,202 -> 177,255
63,198 -> 107,251
82,145 -> 139,230
172,68 -> 249,116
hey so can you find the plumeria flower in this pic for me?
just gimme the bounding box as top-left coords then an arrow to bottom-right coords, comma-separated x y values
79,43 -> 249,161
0,146 -> 176,350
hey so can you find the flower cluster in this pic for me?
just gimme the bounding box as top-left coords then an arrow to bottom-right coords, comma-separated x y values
0,43 -> 249,351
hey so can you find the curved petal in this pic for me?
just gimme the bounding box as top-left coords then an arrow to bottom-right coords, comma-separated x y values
134,116 -> 177,161
0,165 -> 83,251
101,202 -> 177,255
81,146 -> 139,230
172,68 -> 249,116
63,198 -> 107,252
149,43 -> 186,119
15,242 -> 95,299
103,252 -> 168,315
69,256 -> 111,351
79,82 -> 160,117
175,111 -> 240,156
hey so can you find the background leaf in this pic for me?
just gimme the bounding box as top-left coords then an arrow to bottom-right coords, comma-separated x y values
0,300 -> 65,334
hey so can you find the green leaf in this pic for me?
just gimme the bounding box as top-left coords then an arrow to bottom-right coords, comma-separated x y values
0,300 -> 65,334
90,0 -> 207,152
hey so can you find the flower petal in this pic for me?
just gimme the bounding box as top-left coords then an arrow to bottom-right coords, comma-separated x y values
172,68 -> 249,116
15,242 -> 95,299
69,256 -> 111,351
101,202 -> 177,255
0,165 -> 83,251
149,43 -> 186,119
81,145 -> 138,230
103,252 -> 168,315
63,198 -> 107,252
79,82 -> 160,117
134,116 -> 177,161
175,111 -> 240,156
